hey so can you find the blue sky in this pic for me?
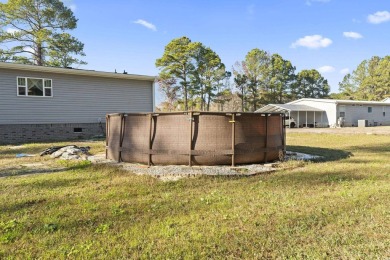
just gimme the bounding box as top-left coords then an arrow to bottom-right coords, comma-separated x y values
26,1 -> 390,101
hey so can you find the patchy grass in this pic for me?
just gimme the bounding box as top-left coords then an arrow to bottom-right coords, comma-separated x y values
0,140 -> 104,178
0,134 -> 390,258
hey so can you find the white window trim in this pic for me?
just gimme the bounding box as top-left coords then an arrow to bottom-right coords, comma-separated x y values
16,76 -> 53,97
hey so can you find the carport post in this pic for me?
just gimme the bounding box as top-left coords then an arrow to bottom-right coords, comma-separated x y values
298,111 -> 300,128
288,111 -> 291,128
321,112 -> 323,127
314,111 -> 316,128
305,111 -> 307,128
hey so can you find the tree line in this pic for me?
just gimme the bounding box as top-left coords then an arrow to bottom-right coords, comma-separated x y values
334,56 -> 390,101
156,36 -> 331,112
1,2 -> 387,104
0,0 -> 86,67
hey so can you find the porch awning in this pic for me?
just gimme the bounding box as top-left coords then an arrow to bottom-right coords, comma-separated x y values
256,104 -> 324,113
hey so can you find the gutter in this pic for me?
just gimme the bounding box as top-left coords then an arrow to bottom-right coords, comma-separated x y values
0,62 -> 156,82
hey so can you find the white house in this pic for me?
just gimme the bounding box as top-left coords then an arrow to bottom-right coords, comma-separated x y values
257,98 -> 390,128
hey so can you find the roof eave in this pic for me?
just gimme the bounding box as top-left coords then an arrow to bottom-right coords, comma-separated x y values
0,62 -> 156,82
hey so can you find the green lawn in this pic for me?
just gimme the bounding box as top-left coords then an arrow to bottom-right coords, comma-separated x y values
0,133 -> 390,259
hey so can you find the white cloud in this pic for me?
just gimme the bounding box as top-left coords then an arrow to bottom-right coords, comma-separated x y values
343,31 -> 363,39
317,66 -> 335,73
134,19 -> 157,31
6,28 -> 19,34
291,35 -> 332,49
306,0 -> 330,6
340,68 -> 350,75
367,11 -> 390,24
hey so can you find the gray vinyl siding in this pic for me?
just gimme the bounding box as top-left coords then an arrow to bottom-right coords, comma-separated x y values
0,68 -> 153,124
340,104 -> 390,126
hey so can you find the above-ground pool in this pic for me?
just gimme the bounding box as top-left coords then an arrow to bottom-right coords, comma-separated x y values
106,112 -> 285,166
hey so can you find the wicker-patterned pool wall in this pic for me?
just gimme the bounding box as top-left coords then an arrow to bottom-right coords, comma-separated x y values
106,112 -> 286,166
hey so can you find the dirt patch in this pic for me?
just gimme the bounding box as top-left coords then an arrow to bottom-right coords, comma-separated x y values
287,126 -> 390,135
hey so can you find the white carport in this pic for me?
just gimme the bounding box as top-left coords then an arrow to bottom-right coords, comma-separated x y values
256,104 -> 325,128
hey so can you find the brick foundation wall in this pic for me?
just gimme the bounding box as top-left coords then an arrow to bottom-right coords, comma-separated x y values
0,123 -> 106,144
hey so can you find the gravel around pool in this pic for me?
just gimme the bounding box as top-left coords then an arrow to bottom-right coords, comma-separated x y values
121,163 -> 276,181
90,150 -> 321,181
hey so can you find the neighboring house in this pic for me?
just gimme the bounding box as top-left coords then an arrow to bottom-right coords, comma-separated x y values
257,98 -> 390,128
0,62 -> 155,144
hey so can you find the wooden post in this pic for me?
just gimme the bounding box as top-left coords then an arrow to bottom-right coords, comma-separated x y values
148,114 -> 153,167
189,111 -> 193,167
231,113 -> 236,167
264,114 -> 268,163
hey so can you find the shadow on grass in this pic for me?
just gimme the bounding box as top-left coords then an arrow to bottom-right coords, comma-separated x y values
0,147 -> 45,157
22,176 -> 91,190
287,145 -> 353,162
347,143 -> 390,153
0,162 -> 92,178
0,167 -> 67,178
204,167 -> 373,188
1,198 -> 48,214
270,169 -> 368,187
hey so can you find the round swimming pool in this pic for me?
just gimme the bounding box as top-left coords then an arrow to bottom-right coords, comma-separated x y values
106,112 -> 285,166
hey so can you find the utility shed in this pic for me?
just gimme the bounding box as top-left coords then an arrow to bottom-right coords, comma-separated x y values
257,98 -> 390,128
0,62 -> 155,144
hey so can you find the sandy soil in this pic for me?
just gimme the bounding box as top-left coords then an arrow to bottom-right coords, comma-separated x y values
287,126 -> 390,135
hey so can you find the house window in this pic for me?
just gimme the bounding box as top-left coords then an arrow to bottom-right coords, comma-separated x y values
368,107 -> 372,113
340,112 -> 345,117
17,77 -> 53,97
